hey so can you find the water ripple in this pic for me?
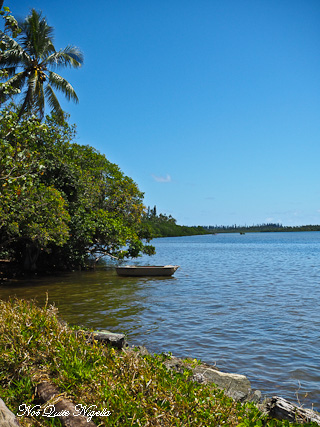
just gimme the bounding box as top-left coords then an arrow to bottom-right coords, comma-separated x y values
1,232 -> 320,410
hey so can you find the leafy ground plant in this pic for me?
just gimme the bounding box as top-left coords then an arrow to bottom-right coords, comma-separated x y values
0,297 -> 318,426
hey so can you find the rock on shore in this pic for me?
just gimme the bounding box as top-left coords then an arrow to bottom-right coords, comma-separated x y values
0,398 -> 20,426
87,330 -> 320,424
131,346 -> 320,424
162,355 -> 261,403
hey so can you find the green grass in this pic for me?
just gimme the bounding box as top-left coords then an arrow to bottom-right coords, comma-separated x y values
0,298 -> 318,426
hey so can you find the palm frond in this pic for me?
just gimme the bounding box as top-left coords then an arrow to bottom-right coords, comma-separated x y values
0,71 -> 24,104
0,32 -> 30,67
0,71 -> 26,93
0,49 -> 29,68
18,84 -> 35,119
45,46 -> 83,69
61,45 -> 84,65
44,83 -> 63,119
18,9 -> 55,59
0,67 -> 17,79
48,71 -> 79,103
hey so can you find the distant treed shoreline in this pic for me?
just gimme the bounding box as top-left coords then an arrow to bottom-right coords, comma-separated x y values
143,210 -> 320,237
203,223 -> 320,233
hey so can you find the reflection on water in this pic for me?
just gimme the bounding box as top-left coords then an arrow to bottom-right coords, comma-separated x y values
1,232 -> 320,410
0,269 -> 156,331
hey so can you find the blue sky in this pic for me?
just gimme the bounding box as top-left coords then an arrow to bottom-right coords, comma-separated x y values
4,0 -> 320,226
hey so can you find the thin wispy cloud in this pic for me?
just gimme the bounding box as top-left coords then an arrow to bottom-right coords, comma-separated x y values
152,174 -> 172,183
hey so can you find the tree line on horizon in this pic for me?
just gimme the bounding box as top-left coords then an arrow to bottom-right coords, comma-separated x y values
143,211 -> 320,237
203,223 -> 320,233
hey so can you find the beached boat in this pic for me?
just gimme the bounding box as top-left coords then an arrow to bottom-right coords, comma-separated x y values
116,265 -> 179,277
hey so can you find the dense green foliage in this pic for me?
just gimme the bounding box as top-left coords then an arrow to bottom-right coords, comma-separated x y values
143,206 -> 208,237
0,8 -> 83,121
0,6 -> 155,272
1,298 -> 317,427
0,106 -> 154,271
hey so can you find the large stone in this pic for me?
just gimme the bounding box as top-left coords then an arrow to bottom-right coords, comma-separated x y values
0,399 -> 20,426
92,330 -> 127,349
194,363 -> 251,399
163,356 -> 256,402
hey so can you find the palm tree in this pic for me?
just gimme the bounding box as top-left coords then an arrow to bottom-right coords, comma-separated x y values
0,9 -> 83,121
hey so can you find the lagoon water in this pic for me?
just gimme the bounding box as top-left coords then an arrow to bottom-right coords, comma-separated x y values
1,232 -> 320,410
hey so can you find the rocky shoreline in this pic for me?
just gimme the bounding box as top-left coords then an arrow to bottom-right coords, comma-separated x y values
93,329 -> 320,425
1,327 -> 319,426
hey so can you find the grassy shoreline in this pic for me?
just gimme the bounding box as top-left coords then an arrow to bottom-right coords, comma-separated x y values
0,298 -> 318,426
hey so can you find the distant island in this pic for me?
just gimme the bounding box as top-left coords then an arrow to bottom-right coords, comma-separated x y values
143,207 -> 320,237
203,223 -> 320,233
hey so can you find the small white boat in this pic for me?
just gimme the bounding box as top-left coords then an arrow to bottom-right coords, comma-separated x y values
116,265 -> 179,277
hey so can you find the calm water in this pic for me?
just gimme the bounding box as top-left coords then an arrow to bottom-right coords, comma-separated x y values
1,232 -> 320,410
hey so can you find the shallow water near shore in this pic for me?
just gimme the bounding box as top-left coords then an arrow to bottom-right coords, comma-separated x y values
1,231 -> 320,411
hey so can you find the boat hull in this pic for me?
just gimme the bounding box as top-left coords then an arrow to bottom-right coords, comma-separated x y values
116,265 -> 179,277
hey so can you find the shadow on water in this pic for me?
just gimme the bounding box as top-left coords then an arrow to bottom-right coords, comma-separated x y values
0,266 -> 176,334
